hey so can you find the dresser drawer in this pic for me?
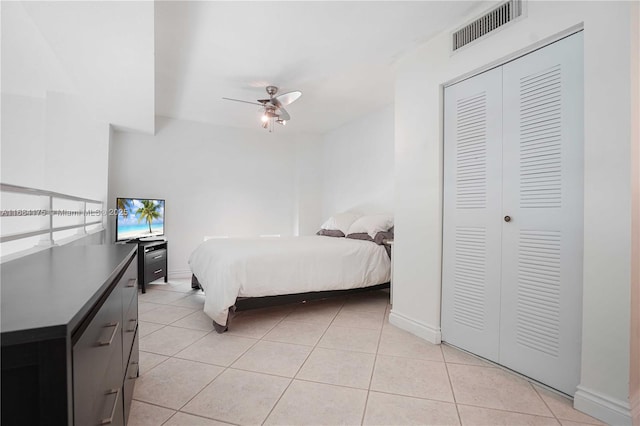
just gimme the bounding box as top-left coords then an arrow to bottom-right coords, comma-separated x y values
73,285 -> 123,425
121,258 -> 138,315
122,293 -> 138,367
145,248 -> 166,263
92,341 -> 125,426
123,330 -> 139,424
145,262 -> 166,282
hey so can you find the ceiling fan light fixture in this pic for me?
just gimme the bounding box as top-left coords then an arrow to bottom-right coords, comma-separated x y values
223,85 -> 302,132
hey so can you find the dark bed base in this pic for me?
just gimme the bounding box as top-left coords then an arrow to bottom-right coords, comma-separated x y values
191,274 -> 390,333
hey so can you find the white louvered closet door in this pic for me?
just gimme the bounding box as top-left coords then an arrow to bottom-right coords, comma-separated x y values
499,33 -> 584,395
441,67 -> 504,362
442,32 -> 583,395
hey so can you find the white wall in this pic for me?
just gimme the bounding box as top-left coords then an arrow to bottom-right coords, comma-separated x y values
2,1 -> 156,133
393,2 -> 636,424
294,134 -> 324,236
1,92 -> 110,201
107,107 -> 395,272
321,105 -> 394,219
1,94 -> 46,189
1,92 -> 111,258
44,92 -> 110,200
629,3 -> 640,423
109,117 -> 323,276
1,0 -> 141,258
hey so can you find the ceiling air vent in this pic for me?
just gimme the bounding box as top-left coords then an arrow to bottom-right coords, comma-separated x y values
452,0 -> 523,51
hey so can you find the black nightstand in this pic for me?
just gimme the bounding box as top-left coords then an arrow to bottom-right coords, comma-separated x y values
137,240 -> 168,293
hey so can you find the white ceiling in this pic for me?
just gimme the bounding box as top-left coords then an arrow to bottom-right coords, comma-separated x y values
3,1 -> 481,135
2,1 -> 155,134
155,1 -> 480,134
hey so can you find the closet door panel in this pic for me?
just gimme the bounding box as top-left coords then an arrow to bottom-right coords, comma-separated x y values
499,32 -> 583,395
442,67 -> 503,361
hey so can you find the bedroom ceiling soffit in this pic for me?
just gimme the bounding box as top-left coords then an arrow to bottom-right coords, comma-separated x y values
155,1 -> 479,134
2,1 -> 155,134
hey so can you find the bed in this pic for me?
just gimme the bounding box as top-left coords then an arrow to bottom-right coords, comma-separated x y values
188,235 -> 391,332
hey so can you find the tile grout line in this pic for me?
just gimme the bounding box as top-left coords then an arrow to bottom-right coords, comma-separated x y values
454,401 -> 559,419
141,284 -> 588,425
532,383 -> 606,426
138,289 -> 397,424
139,294 -> 192,305
359,302 -> 390,425
139,309 -> 200,327
530,382 -> 563,424
442,353 -> 565,422
138,323 -> 167,340
142,362 -> 467,403
131,398 -> 178,411
440,345 -> 585,421
137,285 -> 265,423
160,409 -> 239,426
133,354 -> 171,378
171,354 -> 255,422
139,326 -> 211,358
163,301 -> 312,423
140,287 -> 247,357
156,323 -> 218,333
442,347 -> 464,426
169,307 -> 282,418
135,343 -> 226,417
260,297 -> 348,425
359,387 -> 460,405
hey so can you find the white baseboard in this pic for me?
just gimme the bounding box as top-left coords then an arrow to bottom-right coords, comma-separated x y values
168,269 -> 192,279
389,310 -> 441,344
631,391 -> 640,425
574,385 -> 632,426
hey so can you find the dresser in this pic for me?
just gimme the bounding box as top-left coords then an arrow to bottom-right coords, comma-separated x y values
1,245 -> 139,425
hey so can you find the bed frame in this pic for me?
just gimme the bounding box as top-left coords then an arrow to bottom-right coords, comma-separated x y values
191,274 -> 390,333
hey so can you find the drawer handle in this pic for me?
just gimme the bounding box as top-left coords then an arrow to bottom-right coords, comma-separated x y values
154,269 -> 163,274
128,362 -> 139,379
127,318 -> 137,333
100,388 -> 120,425
152,254 -> 163,260
97,322 -> 119,346
126,278 -> 136,288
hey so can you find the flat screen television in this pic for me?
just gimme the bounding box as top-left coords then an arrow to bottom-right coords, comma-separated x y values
116,198 -> 165,242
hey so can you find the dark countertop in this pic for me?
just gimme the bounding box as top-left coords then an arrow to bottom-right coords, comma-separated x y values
1,244 -> 137,346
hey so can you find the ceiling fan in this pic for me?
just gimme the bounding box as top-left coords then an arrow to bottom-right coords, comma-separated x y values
223,86 -> 302,132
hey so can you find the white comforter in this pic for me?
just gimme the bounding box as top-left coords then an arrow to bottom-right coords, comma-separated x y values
188,236 -> 391,325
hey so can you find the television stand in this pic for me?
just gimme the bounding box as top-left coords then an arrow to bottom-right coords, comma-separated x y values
134,240 -> 168,293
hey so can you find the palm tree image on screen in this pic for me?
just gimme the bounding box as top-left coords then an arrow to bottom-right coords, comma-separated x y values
117,198 -> 133,217
136,200 -> 161,233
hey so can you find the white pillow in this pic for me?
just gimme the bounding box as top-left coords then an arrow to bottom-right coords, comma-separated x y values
347,214 -> 394,239
320,212 -> 362,235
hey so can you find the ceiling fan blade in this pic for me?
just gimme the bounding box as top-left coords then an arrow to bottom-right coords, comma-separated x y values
277,106 -> 290,121
274,90 -> 302,107
222,97 -> 263,106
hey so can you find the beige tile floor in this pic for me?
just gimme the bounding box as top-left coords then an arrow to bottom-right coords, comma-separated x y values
130,279 -> 604,426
